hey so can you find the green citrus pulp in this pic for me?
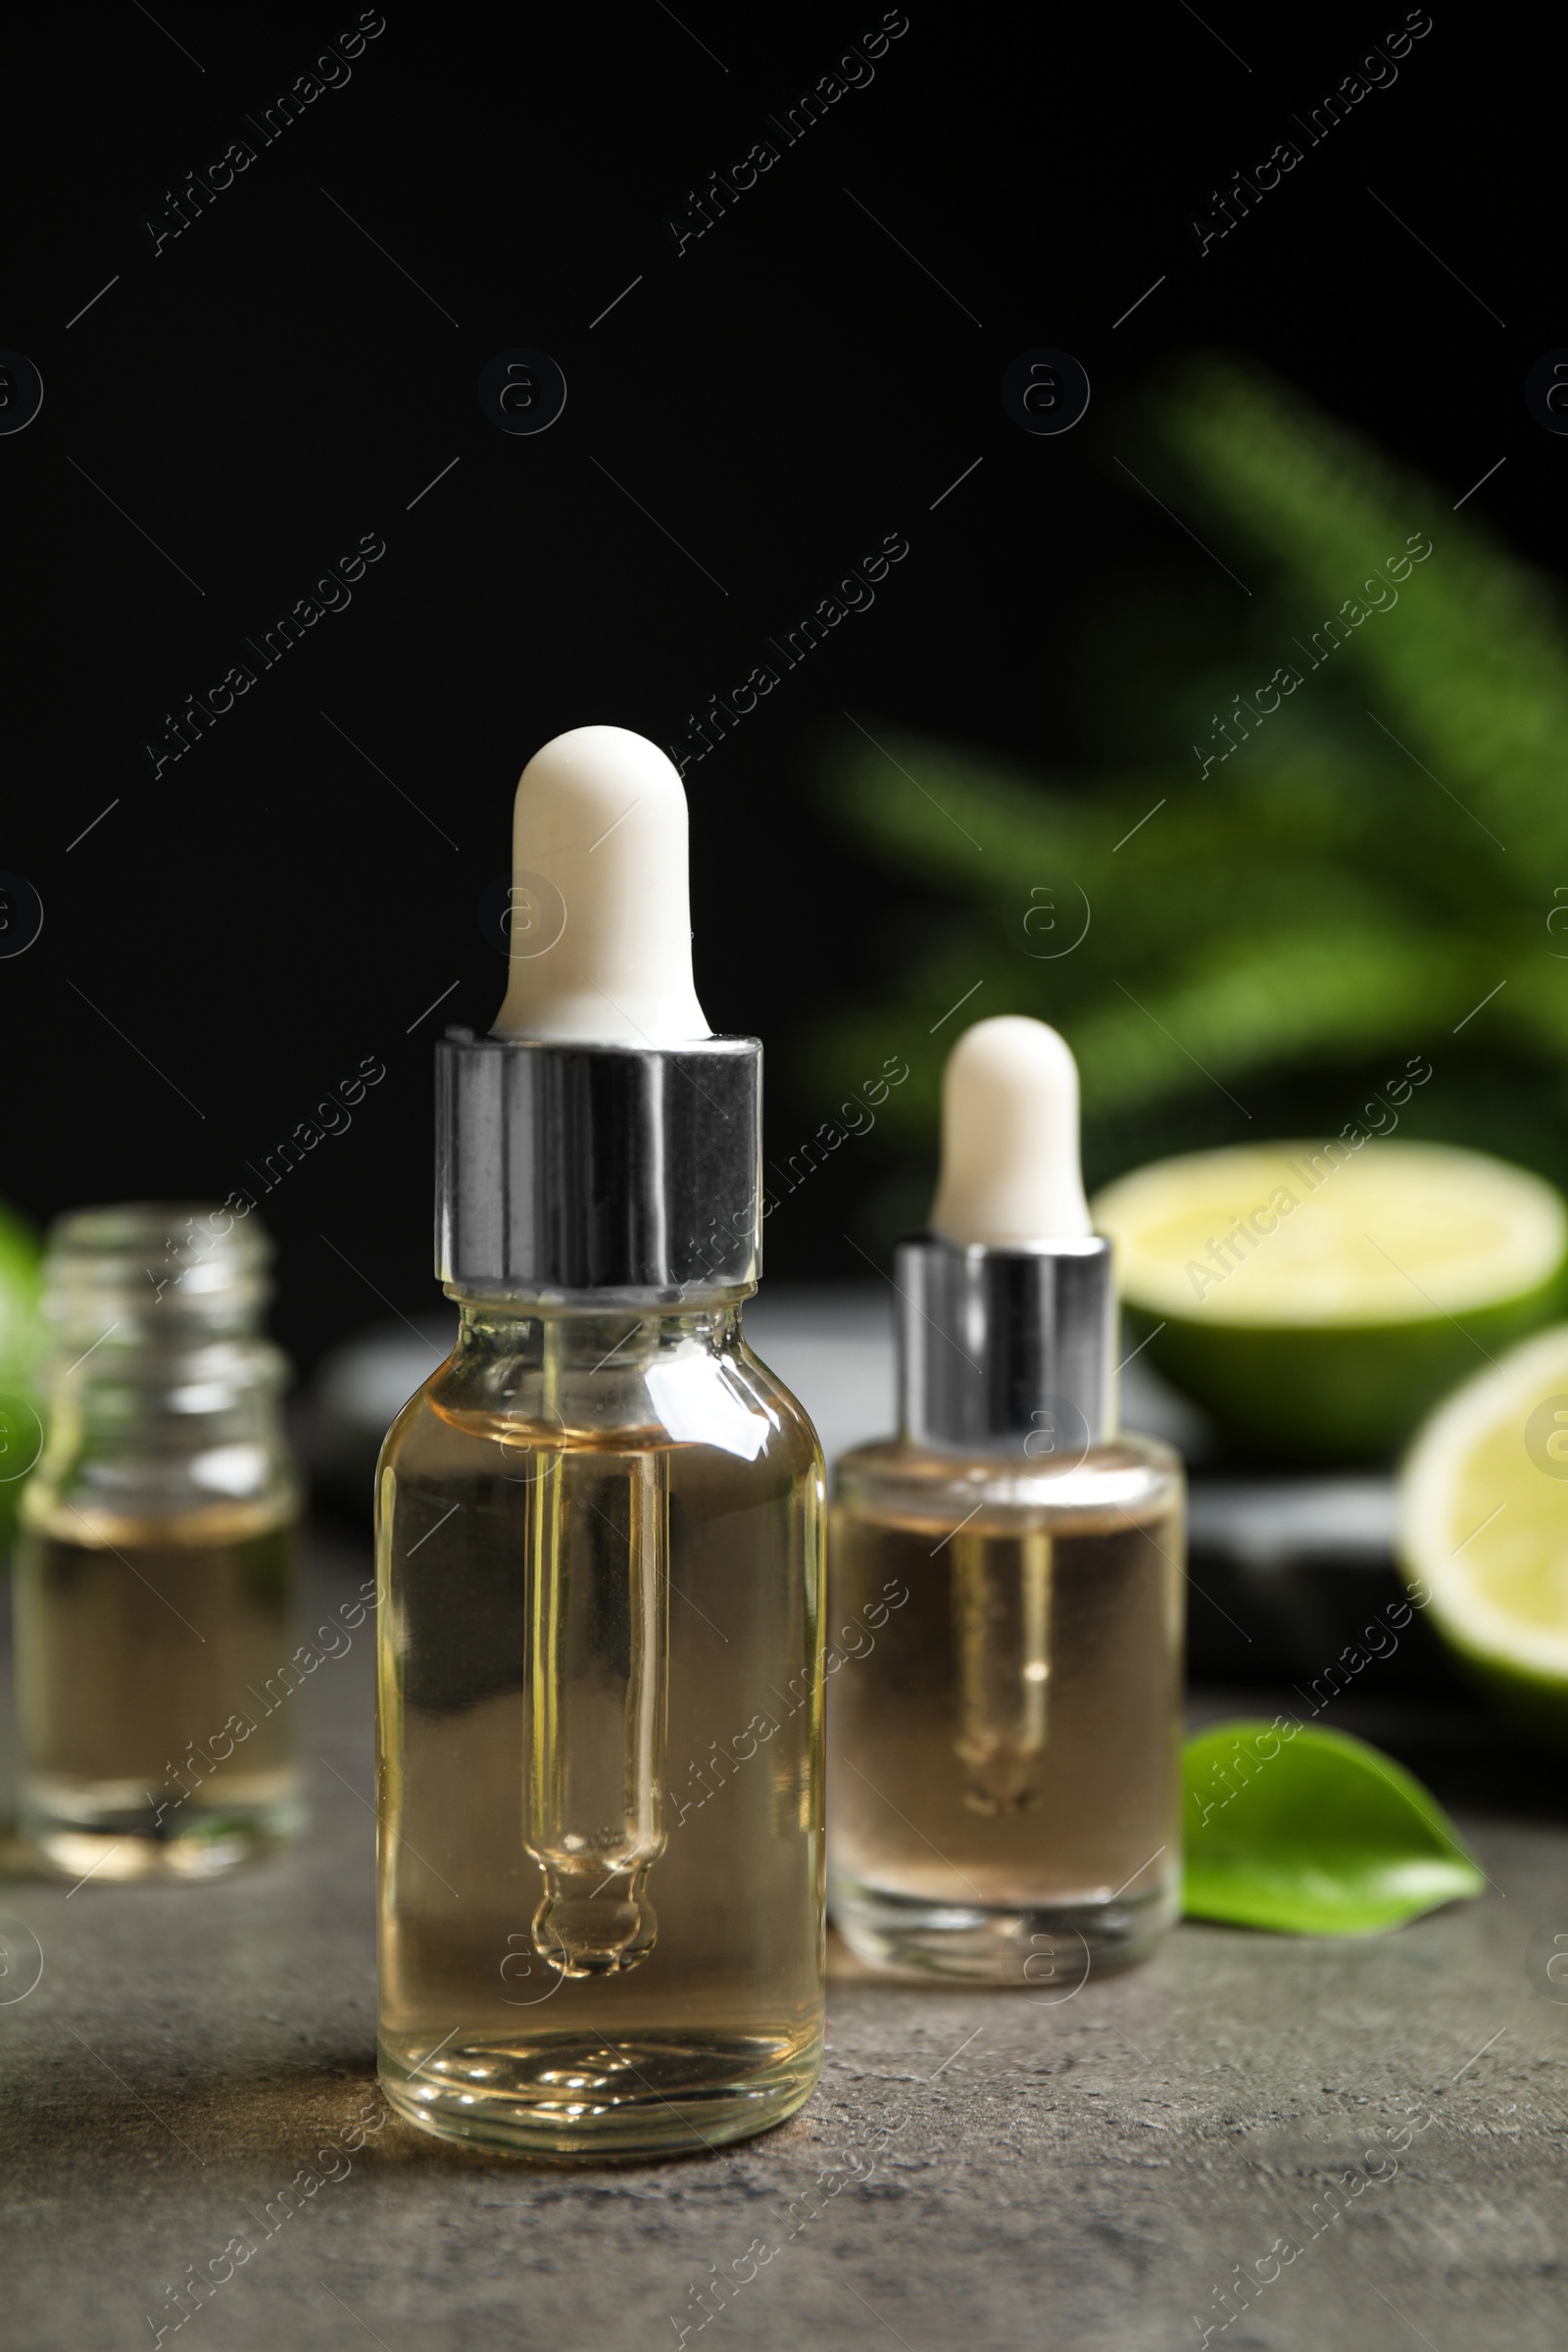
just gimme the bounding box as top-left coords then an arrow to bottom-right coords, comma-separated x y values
1093,1142 -> 1568,1462
1398,1325 -> 1568,1745
0,1199 -> 43,1546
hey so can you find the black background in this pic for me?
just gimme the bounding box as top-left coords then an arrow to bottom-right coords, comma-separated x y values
5,3 -> 1555,1374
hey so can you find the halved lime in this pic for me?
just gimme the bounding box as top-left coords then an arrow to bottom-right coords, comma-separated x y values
1093,1142 -> 1568,1461
1398,1325 -> 1568,1744
0,1196 -> 43,1546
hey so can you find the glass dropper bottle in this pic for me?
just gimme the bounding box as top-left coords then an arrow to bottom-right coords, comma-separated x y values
374,725 -> 825,2160
827,1016 -> 1185,1984
14,1203 -> 303,1881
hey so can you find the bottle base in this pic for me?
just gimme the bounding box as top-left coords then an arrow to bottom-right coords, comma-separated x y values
830,1877 -> 1177,1984
22,1790 -> 304,1884
378,2027 -> 824,2161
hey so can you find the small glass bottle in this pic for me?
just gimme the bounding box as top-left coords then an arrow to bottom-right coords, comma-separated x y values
376,726 -> 825,2161
14,1204 -> 303,1881
828,1017 -> 1185,1983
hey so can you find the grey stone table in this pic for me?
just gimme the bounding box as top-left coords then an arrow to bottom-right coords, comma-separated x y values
4,1533 -> 1566,2352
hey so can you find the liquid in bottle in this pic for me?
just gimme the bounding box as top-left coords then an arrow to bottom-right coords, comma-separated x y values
828,1016 -> 1184,1982
376,726 -> 825,2158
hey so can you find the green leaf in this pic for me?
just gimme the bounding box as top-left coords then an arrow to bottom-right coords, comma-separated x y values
1181,1721 -> 1485,1936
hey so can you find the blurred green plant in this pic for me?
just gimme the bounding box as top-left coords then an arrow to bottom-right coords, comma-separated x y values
811,359 -> 1568,1212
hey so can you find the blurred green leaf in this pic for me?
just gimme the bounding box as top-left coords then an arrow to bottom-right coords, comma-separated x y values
810,361 -> 1568,1200
1182,1721 -> 1484,1935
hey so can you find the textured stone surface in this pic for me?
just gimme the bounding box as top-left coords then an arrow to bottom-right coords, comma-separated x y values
3,1533 -> 1566,2350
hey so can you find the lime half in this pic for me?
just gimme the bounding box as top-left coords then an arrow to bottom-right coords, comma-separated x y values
1398,1324 -> 1568,1743
0,1196 -> 43,1546
1093,1142 -> 1568,1461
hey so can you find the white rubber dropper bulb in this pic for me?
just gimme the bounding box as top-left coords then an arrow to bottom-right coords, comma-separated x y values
492,725 -> 711,1046
930,1014 -> 1093,1245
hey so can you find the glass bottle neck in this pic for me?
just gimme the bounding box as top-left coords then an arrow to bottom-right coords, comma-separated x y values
449,1296 -> 747,1366
26,1202 -> 296,1524
42,1204 -> 271,1345
435,1295 -> 752,1446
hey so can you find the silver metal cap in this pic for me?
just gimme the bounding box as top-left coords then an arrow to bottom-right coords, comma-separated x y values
436,1029 -> 762,1304
894,1231 -> 1115,1459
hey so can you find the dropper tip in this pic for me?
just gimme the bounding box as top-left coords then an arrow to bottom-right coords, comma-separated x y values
930,1014 -> 1092,1246
493,725 -> 710,1048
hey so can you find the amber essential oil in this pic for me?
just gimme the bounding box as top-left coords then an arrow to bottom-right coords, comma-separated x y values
828,1438 -> 1183,1982
16,1500 -> 301,1879
376,1306 -> 824,2161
